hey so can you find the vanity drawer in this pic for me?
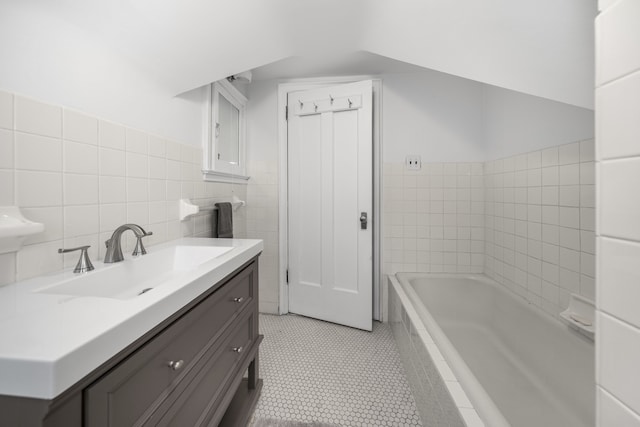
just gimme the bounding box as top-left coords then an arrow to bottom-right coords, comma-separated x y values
150,310 -> 256,426
84,261 -> 257,427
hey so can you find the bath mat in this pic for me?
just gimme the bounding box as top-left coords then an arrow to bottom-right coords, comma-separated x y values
252,418 -> 338,427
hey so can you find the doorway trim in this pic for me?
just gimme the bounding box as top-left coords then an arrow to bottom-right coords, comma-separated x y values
277,76 -> 383,320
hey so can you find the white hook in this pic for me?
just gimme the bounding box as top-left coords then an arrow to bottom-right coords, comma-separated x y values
314,102 -> 318,112
299,100 -> 304,108
348,98 -> 353,108
329,95 -> 334,104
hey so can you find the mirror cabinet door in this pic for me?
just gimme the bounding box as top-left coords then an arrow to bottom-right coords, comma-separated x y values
217,94 -> 240,165
205,79 -> 248,182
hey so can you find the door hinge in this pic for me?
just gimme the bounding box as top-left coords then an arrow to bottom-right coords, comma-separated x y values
286,269 -> 289,284
285,105 -> 288,121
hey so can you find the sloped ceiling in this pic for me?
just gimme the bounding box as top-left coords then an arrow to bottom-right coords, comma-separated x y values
11,0 -> 596,109
250,52 -> 431,82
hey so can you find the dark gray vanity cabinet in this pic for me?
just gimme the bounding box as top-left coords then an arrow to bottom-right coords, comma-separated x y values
0,256 -> 262,427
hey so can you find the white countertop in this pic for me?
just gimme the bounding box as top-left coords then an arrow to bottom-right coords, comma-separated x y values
0,237 -> 263,400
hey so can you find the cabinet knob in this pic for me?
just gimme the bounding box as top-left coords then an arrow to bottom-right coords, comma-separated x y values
168,359 -> 184,371
232,297 -> 244,304
232,346 -> 243,353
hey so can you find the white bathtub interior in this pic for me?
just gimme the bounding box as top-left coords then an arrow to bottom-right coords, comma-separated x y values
395,273 -> 594,427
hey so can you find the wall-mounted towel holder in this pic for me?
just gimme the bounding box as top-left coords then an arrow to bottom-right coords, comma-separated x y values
179,196 -> 246,221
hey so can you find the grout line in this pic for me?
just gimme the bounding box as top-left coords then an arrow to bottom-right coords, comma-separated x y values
598,310 -> 640,334
598,385 -> 640,421
599,234 -> 640,245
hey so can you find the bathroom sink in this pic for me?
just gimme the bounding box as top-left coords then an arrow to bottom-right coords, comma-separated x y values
35,245 -> 233,300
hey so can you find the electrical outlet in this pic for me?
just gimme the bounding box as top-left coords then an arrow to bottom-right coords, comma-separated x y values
405,155 -> 421,170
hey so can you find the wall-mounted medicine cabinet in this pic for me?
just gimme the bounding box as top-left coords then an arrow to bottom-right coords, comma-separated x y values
202,80 -> 249,184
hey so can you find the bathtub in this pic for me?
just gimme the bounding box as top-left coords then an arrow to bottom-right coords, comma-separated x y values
388,273 -> 594,427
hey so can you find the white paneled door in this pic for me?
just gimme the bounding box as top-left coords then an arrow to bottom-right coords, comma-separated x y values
287,80 -> 373,331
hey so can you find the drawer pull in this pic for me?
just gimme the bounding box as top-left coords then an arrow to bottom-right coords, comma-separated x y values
232,297 -> 244,304
168,360 -> 185,371
232,346 -> 244,353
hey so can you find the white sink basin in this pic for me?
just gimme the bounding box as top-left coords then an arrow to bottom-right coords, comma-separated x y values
35,245 -> 233,300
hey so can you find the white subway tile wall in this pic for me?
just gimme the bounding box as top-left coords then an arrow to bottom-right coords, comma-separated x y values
596,0 -> 640,424
246,159 -> 279,313
383,162 -> 485,275
0,90 -> 245,285
484,140 -> 596,318
381,149 -> 596,321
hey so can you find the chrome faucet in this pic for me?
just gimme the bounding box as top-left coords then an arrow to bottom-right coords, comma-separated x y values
104,224 -> 153,263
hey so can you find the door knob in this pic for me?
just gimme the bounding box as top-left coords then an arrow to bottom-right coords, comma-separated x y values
360,212 -> 368,230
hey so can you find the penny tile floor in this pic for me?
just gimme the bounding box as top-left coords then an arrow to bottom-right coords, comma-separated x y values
250,314 -> 422,426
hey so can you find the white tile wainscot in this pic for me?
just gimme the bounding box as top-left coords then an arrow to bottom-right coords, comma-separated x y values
0,89 -> 247,285
484,139 -> 596,318
382,161 -> 485,276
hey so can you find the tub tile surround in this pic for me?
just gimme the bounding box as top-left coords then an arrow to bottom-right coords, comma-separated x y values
383,161 -> 486,275
389,276 -> 483,427
383,140 -> 596,321
0,90 -> 246,285
484,139 -> 597,318
596,0 -> 640,424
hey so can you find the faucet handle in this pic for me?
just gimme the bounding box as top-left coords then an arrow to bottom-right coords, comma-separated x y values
132,231 -> 153,257
58,246 -> 94,274
58,245 -> 90,254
